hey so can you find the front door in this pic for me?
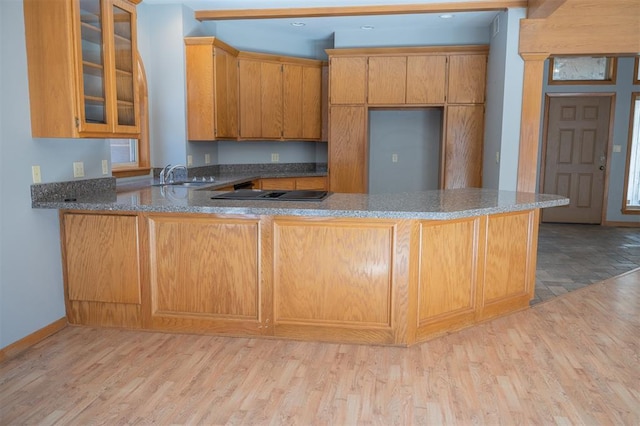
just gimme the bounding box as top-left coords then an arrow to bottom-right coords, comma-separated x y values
541,95 -> 611,224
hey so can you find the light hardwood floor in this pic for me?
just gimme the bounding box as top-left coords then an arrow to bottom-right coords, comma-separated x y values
1,269 -> 639,425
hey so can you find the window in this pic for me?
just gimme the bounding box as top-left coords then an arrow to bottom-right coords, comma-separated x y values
111,53 -> 150,178
623,92 -> 640,213
549,56 -> 617,84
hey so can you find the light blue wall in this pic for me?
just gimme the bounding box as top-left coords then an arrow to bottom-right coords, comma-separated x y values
0,0 -> 115,348
334,27 -> 490,48
368,109 -> 442,194
540,56 -> 640,223
483,8 -> 526,191
138,3 -> 194,168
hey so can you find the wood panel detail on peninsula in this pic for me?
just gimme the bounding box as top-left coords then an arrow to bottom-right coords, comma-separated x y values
54,187 -> 557,346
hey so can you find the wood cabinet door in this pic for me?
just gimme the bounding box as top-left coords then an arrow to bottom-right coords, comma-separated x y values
214,46 -> 238,138
63,213 -> 141,305
329,106 -> 367,193
444,105 -> 484,188
302,66 -> 322,139
185,42 -> 215,140
283,64 -> 303,139
406,55 -> 447,104
448,54 -> 487,104
329,57 -> 367,104
295,176 -> 327,190
368,56 -> 407,104
238,59 -> 262,138
261,61 -> 283,139
260,178 -> 296,190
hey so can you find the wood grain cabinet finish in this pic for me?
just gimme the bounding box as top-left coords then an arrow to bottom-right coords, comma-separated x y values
184,37 -> 238,140
368,55 -> 447,105
368,56 -> 407,104
238,58 -> 283,139
329,106 -> 367,193
406,55 -> 447,104
448,54 -> 487,104
329,56 -> 367,104
326,47 -> 488,193
147,215 -> 266,335
444,105 -> 485,188
283,64 -> 322,139
24,0 -> 140,138
61,212 -> 142,327
258,176 -> 327,190
59,207 -> 540,346
239,56 -> 322,140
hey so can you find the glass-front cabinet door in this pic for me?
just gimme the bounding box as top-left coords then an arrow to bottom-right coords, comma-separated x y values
77,0 -> 112,133
110,0 -> 139,133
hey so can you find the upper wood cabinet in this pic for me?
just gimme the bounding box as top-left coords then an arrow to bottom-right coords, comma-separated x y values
328,56 -> 367,104
368,55 -> 447,105
406,55 -> 447,104
185,37 -> 238,140
448,54 -> 488,104
238,58 -> 283,139
238,53 -> 322,140
283,64 -> 322,140
24,0 -> 140,138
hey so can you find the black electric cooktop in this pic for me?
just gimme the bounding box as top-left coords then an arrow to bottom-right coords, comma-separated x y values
211,189 -> 330,202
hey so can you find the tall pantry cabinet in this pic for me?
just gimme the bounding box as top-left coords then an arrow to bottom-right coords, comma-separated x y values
327,46 -> 488,193
24,0 -> 141,138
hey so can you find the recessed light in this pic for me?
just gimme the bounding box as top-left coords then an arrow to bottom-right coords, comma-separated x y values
440,14 -> 454,19
360,25 -> 374,30
291,22 -> 306,27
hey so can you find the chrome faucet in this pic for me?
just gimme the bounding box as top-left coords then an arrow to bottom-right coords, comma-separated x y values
159,164 -> 172,184
165,164 -> 187,183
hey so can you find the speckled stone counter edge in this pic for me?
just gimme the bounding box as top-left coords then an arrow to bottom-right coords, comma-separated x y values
31,177 -> 116,205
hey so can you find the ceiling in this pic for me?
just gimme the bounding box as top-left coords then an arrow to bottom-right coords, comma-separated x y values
142,0 -> 509,41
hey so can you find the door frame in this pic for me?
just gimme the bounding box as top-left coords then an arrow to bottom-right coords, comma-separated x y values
538,92 -> 616,224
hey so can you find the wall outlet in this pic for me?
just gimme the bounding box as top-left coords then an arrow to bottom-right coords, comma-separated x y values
31,165 -> 42,184
73,161 -> 84,178
205,153 -> 211,164
496,151 -> 500,164
613,145 -> 622,153
102,159 -> 109,175
392,153 -> 398,163
271,153 -> 279,162
187,155 -> 193,166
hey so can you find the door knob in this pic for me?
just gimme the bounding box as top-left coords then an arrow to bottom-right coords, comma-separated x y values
599,165 -> 605,170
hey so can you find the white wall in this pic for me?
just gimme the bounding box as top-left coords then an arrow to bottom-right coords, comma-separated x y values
0,0 -> 113,348
540,56 -> 640,224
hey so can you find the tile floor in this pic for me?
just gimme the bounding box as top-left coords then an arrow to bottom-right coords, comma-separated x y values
533,223 -> 640,304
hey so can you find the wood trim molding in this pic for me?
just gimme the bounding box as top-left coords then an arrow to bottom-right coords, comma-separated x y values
527,0 -> 567,19
517,53 -> 548,193
0,318 -> 67,362
195,1 -> 528,21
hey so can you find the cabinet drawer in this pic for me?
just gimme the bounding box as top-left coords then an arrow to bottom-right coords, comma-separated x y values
295,176 -> 327,190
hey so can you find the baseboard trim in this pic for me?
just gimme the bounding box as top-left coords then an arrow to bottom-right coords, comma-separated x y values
603,221 -> 640,228
0,318 -> 67,363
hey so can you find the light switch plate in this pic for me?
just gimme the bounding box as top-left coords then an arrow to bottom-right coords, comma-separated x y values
205,153 -> 211,164
392,154 -> 398,163
102,159 -> 109,175
187,155 -> 193,166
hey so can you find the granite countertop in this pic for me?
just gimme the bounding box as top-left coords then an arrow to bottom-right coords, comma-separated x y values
31,177 -> 569,220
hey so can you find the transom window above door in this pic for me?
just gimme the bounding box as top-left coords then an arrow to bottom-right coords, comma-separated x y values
549,56 -> 617,85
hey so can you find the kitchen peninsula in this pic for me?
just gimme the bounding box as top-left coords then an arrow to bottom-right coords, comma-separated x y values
32,181 -> 567,346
